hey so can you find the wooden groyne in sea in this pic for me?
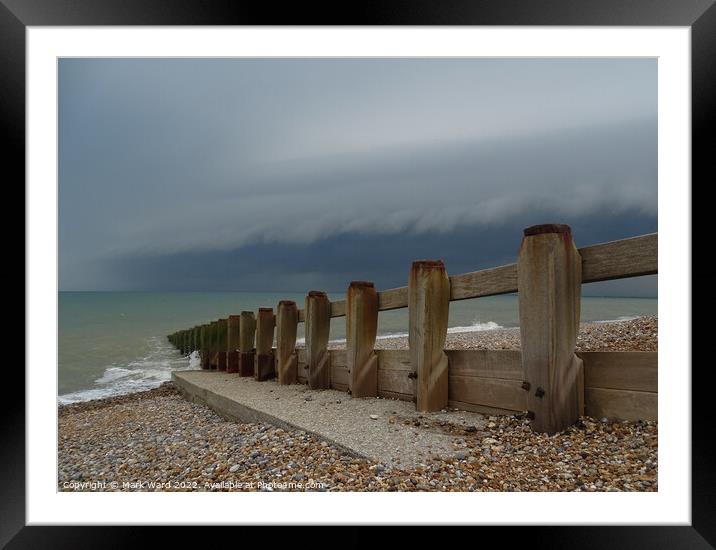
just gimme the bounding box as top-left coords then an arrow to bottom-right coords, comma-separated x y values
168,225 -> 657,435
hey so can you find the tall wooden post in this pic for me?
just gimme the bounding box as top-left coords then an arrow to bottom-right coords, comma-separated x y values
216,318 -> 228,371
409,260 -> 450,412
518,224 -> 584,435
255,308 -> 276,381
347,281 -> 379,398
239,311 -> 256,377
305,291 -> 331,389
200,325 -> 209,369
276,300 -> 298,385
209,321 -> 219,369
227,315 -> 240,373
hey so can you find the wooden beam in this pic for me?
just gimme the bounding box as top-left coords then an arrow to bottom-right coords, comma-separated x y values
215,319 -> 227,371
582,232 -> 658,282
580,351 -> 657,393
305,291 -> 331,389
585,387 -> 657,421
227,315 -> 240,373
346,281 -> 379,398
292,233 -> 658,322
518,224 -> 584,434
255,308 -> 276,381
276,301 -> 298,385
239,311 -> 256,377
409,260 -> 450,412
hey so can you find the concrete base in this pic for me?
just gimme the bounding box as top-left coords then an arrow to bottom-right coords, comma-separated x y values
172,370 -> 490,468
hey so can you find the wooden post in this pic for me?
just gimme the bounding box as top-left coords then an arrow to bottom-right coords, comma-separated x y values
305,291 -> 331,389
227,315 -> 240,373
255,308 -> 276,381
409,260 -> 450,412
209,321 -> 218,369
518,223 -> 584,435
239,311 -> 256,377
276,300 -> 298,385
200,325 -> 209,369
346,281 -> 379,398
217,319 -> 228,371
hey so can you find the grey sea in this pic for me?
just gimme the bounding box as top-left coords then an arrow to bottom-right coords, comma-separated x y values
58,291 -> 657,404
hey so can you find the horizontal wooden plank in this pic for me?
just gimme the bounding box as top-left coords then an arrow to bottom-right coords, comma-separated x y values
450,264 -> 519,301
448,375 -> 526,412
330,300 -> 346,318
580,351 -> 657,393
580,233 -> 657,284
331,349 -> 347,367
377,287 -> 409,311
376,349 -> 412,371
378,389 -> 414,402
446,349 -> 522,380
448,400 -> 522,416
331,364 -> 349,389
378,368 -> 415,397
585,387 -> 657,421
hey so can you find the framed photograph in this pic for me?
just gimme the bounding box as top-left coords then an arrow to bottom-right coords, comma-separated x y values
8,0 -> 711,545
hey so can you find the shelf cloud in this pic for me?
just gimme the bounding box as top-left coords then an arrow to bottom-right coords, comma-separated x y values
59,58 -> 657,293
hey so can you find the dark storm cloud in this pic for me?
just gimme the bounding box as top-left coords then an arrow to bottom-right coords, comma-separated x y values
59,58 -> 657,293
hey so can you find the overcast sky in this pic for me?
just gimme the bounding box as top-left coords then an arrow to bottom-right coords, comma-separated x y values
59,58 -> 657,295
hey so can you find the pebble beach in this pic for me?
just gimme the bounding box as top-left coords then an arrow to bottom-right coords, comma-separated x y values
58,316 -> 658,492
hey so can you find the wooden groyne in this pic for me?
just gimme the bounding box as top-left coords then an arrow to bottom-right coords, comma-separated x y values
168,225 -> 658,435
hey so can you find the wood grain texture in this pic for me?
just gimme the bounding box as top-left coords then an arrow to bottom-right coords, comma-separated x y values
255,308 -> 276,381
585,387 -> 657,421
346,282 -> 379,398
227,316 -> 240,351
446,349 -> 522,380
330,300 -> 346,318
276,301 -> 298,385
580,351 -> 657,392
448,400 -> 523,416
449,264 -> 520,301
409,260 -> 450,411
518,228 -> 583,434
448,376 -> 526,412
305,291 -> 331,389
580,233 -> 657,283
239,311 -> 256,352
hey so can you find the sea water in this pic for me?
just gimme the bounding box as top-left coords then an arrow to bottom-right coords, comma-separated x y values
58,291 -> 657,404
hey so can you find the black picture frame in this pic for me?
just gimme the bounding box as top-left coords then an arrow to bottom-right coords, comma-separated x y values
6,0 -> 711,546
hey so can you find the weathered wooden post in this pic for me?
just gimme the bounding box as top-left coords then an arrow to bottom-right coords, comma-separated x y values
276,300 -> 298,385
239,311 -> 256,377
409,260 -> 450,411
216,318 -> 228,371
209,321 -> 218,369
255,308 -> 276,381
347,281 -> 379,398
518,223 -> 584,435
305,291 -> 331,389
200,324 -> 209,369
227,315 -> 240,373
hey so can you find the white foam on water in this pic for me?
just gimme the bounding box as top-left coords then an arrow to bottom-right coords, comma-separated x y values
314,319 -> 505,346
593,315 -> 640,324
58,338 -> 198,405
